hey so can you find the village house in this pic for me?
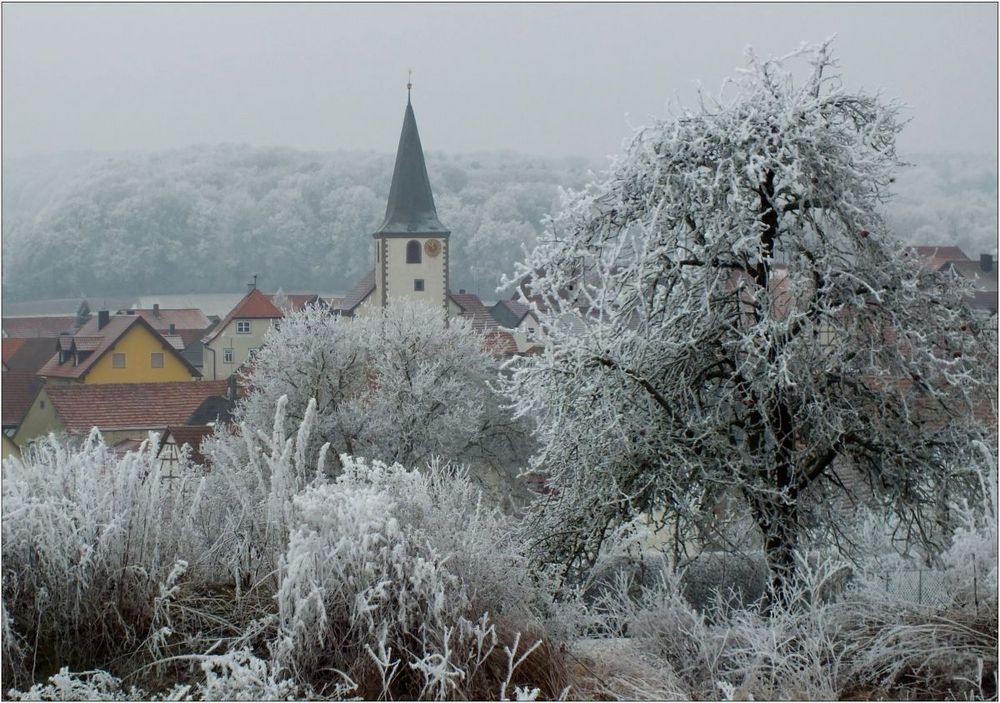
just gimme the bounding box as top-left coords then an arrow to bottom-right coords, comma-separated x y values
122,305 -> 213,371
36,311 -> 200,385
490,299 -> 545,353
13,380 -> 231,448
156,425 -> 217,480
201,288 -> 284,380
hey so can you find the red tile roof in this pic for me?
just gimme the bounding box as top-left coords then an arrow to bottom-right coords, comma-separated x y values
449,291 -> 500,331
2,370 -> 43,428
38,315 -> 201,380
268,294 -> 328,312
905,246 -> 972,271
2,339 -> 25,366
44,381 -> 230,433
2,316 -> 78,338
334,270 -> 376,315
3,338 -> 59,373
131,308 -> 211,332
482,330 -> 519,356
203,289 -> 283,343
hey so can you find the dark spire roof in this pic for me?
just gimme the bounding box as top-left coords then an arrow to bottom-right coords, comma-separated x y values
374,99 -> 448,236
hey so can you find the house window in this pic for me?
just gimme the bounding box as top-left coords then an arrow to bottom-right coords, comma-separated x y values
112,353 -> 126,368
223,348 -> 234,364
151,352 -> 164,368
414,279 -> 425,292
406,240 -> 422,264
236,320 -> 252,334
527,327 -> 537,341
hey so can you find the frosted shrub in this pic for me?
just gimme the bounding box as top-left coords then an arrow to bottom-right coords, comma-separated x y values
6,668 -> 144,701
1,431 -> 213,683
588,558 -> 716,694
187,650 -> 302,701
272,456 -> 568,699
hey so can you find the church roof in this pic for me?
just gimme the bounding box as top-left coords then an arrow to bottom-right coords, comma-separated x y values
334,270 -> 376,315
374,98 -> 448,237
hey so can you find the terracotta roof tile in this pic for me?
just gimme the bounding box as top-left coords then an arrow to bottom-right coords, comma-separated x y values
2,370 -> 42,427
2,316 -> 78,338
2,339 -> 26,365
45,381 -> 230,433
449,291 -> 500,331
130,308 -> 212,332
271,294 -> 328,312
203,289 -> 283,343
72,336 -> 104,351
905,245 -> 972,271
482,330 -> 519,356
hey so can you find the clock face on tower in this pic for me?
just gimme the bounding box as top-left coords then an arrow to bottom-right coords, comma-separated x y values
424,239 -> 441,257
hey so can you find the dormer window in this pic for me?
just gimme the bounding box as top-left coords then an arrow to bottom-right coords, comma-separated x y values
236,320 -> 252,334
406,240 -> 422,264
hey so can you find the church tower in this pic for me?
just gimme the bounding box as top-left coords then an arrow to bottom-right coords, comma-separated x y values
372,88 -> 449,315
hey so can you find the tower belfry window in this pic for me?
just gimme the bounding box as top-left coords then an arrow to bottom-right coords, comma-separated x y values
406,240 -> 422,264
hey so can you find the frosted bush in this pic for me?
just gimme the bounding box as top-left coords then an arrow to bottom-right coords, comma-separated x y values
587,559 -> 715,694
187,650 -> 303,701
6,668 -> 144,701
271,455 -> 568,699
586,546 -> 997,700
1,431 -> 214,681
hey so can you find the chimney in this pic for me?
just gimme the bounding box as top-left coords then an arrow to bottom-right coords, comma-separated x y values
169,323 -> 176,335
980,254 -> 993,273
153,303 -> 160,317
98,310 -> 110,330
459,289 -> 466,294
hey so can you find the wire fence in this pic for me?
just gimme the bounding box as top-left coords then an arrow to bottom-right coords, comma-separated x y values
870,556 -> 985,609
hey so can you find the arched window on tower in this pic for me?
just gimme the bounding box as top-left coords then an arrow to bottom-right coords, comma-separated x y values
406,240 -> 422,264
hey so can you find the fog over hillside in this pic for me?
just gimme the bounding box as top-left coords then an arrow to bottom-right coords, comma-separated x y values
1,148 -> 995,303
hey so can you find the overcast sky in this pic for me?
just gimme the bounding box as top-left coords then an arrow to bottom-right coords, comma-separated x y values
3,3 -> 996,161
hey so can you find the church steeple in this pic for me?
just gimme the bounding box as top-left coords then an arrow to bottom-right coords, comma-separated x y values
373,95 -> 448,236
371,89 -> 450,314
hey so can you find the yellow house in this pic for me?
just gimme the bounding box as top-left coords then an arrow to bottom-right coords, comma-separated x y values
37,311 -> 200,384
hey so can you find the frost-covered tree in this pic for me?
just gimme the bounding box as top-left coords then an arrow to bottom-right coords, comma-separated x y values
231,300 -> 526,473
504,42 -> 996,594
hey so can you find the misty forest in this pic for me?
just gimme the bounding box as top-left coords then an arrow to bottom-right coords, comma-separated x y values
1,146 -> 996,304
2,42 -> 998,702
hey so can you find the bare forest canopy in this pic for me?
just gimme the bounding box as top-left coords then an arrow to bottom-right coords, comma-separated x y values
2,147 -> 995,304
